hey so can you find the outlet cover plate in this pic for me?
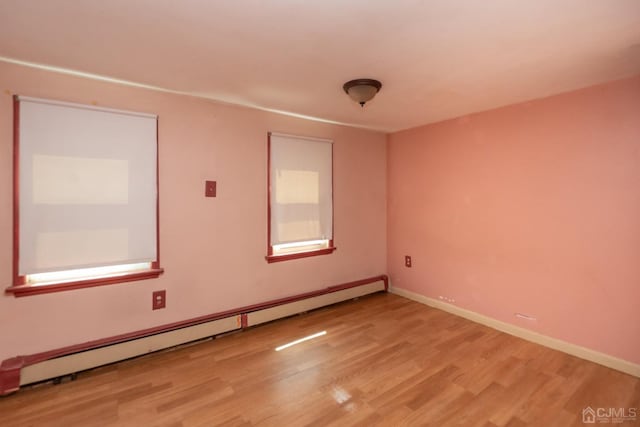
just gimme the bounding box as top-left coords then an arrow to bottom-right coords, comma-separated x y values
152,290 -> 166,310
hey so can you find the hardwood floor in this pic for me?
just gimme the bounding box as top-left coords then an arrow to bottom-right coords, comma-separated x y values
1,293 -> 638,426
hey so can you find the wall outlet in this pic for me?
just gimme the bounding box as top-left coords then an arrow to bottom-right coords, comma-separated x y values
405,255 -> 412,268
152,290 -> 166,310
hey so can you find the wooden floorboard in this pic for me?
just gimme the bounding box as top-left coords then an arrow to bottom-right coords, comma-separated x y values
1,293 -> 638,426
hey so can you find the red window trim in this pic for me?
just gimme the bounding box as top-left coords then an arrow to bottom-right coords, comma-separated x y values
12,96 -> 20,290
266,132 -> 335,262
9,96 -> 163,297
265,243 -> 336,263
6,267 -> 165,297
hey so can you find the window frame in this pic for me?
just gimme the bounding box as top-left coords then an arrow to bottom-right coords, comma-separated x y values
266,132 -> 336,263
6,96 -> 163,297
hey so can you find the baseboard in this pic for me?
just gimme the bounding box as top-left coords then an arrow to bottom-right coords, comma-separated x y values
0,275 -> 388,395
390,286 -> 640,378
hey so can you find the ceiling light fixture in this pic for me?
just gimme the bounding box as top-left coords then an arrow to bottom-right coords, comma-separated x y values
343,78 -> 382,107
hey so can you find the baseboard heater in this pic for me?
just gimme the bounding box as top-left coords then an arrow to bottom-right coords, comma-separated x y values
0,275 -> 387,395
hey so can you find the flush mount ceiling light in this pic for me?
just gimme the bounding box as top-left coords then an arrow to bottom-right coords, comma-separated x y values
343,78 -> 382,107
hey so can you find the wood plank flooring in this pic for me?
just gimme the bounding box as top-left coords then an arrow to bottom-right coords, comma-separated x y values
1,293 -> 638,426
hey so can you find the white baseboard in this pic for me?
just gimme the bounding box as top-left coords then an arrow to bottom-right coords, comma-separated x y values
390,286 -> 640,378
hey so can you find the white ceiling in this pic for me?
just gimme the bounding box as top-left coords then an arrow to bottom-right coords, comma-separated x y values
1,0 -> 639,132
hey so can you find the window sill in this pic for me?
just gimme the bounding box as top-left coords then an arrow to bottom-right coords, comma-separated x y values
5,268 -> 164,297
266,247 -> 336,263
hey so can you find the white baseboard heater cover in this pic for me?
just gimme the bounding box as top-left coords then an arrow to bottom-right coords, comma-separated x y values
247,280 -> 385,326
11,276 -> 386,389
20,315 -> 241,386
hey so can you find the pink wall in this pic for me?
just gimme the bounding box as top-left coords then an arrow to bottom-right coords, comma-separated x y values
388,75 -> 640,365
0,61 -> 387,362
2,59 -> 637,369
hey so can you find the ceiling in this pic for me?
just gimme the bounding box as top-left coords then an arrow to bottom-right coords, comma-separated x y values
1,1 -> 639,132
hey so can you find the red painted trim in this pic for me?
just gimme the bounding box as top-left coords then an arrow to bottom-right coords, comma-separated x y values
266,132 -> 273,256
8,98 -> 163,296
6,269 -> 164,297
0,274 -> 387,395
0,357 -> 24,395
266,246 -> 336,263
13,96 -> 21,287
330,141 -> 335,248
240,313 -> 248,328
154,117 -> 161,270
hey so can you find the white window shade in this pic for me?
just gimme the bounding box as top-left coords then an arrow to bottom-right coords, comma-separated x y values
269,133 -> 333,247
17,96 -> 158,276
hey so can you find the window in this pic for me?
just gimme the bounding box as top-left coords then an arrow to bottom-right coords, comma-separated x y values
7,96 -> 162,296
267,132 -> 335,262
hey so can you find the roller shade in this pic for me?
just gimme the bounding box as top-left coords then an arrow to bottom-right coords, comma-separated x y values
16,96 -> 158,275
269,133 -> 333,246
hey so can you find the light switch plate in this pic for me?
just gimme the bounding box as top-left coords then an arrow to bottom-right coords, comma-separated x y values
205,180 -> 216,197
